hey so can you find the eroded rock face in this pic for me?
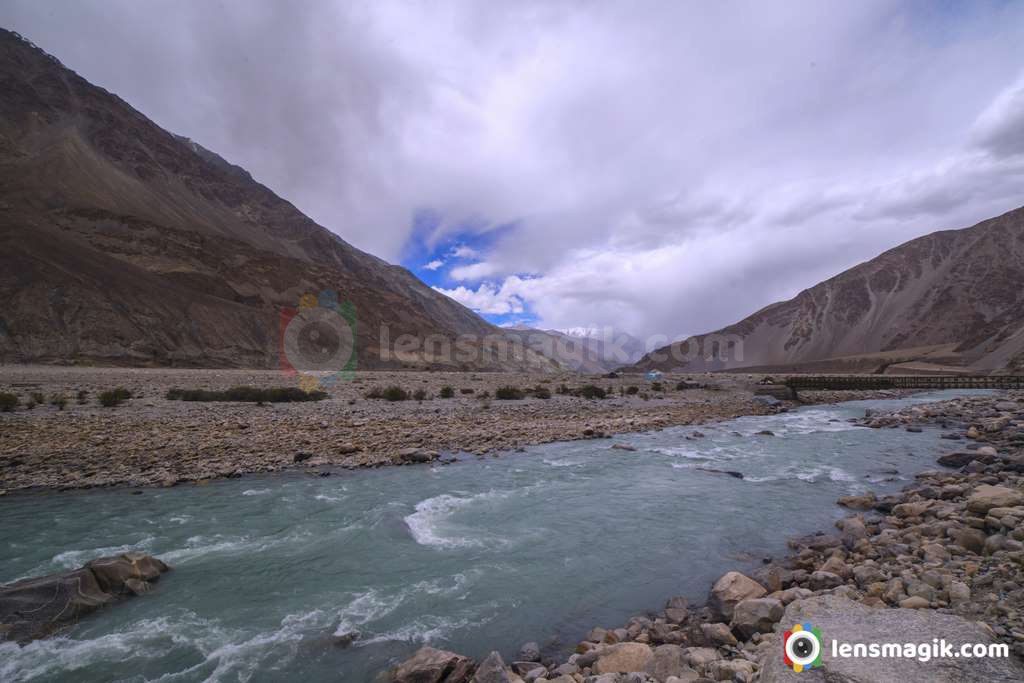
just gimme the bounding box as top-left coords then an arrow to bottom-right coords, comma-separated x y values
0,552 -> 169,644
759,595 -> 1024,682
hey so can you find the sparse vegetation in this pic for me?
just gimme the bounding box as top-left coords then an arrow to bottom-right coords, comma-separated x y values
50,393 -> 68,410
31,392 -> 44,404
574,384 -> 607,399
0,392 -> 18,412
651,382 -> 664,392
413,388 -> 429,401
98,387 -> 132,407
166,386 -> 326,402
364,385 -> 409,401
625,385 -> 640,395
460,388 -> 475,395
439,386 -> 455,398
495,386 -> 525,400
76,389 -> 89,404
25,399 -> 37,410
533,385 -> 551,399
556,383 -> 570,395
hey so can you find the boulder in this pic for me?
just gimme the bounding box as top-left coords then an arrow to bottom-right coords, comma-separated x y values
937,452 -> 993,468
759,594 -> 1024,682
646,644 -> 687,682
593,642 -> 655,674
731,597 -> 784,639
700,622 -> 738,646
472,651 -> 514,683
0,552 -> 170,644
517,642 -> 540,663
707,571 -> 766,621
967,485 -> 1024,514
391,647 -> 475,683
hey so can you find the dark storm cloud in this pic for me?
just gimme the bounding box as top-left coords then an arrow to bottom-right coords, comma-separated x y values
2,1 -> 1024,338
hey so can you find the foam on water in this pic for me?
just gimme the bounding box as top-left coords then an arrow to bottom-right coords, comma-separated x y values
403,490 -> 510,548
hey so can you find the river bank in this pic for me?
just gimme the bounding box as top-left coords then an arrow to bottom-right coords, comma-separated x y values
382,391 -> 1024,682
0,365 -> 913,492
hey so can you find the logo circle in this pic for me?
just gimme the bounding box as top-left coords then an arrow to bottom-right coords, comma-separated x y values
282,307 -> 354,377
786,629 -> 820,668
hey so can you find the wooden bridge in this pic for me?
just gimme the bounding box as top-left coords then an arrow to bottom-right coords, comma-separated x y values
783,375 -> 1024,391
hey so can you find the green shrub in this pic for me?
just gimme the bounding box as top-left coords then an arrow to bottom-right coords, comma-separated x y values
166,386 -> 326,402
0,392 -> 18,412
625,385 -> 639,395
495,386 -> 525,400
364,385 -> 409,401
413,388 -> 429,401
460,387 -> 475,395
575,384 -> 606,399
96,386 -> 132,406
50,394 -> 68,410
439,386 -> 455,398
533,385 -> 551,399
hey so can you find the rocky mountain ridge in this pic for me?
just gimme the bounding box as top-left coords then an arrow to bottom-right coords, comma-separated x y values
632,206 -> 1024,375
0,28 -> 554,372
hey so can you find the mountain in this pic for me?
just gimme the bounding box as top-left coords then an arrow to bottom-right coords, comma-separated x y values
0,28 -> 555,372
503,325 -> 647,373
630,206 -> 1024,375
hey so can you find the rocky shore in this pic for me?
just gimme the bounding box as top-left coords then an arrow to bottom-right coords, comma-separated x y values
0,365 -> 905,492
380,391 -> 1024,683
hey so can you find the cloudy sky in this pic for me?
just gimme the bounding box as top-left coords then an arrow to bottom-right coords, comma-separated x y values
4,1 -> 1024,341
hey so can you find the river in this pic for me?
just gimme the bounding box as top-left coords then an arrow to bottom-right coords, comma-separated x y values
0,390 -> 986,682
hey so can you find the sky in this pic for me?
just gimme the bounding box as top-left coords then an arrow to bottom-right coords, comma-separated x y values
3,1 -> 1024,339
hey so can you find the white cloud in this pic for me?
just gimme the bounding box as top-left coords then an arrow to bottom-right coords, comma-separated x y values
423,259 -> 444,271
6,1 -> 1024,337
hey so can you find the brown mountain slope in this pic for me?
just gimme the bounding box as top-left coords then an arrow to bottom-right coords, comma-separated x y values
631,206 -> 1024,374
0,29 -> 554,371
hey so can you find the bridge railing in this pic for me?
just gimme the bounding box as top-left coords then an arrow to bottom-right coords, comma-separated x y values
783,375 -> 1024,391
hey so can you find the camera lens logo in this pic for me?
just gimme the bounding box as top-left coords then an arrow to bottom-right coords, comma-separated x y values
784,623 -> 823,672
280,289 -> 356,390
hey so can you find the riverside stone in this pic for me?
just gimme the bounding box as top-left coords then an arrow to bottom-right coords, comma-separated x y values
731,598 -> 784,639
0,552 -> 169,644
707,572 -> 766,621
967,485 -> 1024,513
391,647 -> 475,683
593,643 -> 655,674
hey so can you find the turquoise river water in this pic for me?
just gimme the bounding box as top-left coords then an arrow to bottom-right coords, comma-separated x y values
0,390 -> 987,682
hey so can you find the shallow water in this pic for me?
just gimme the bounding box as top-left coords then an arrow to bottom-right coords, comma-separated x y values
0,390 -> 985,682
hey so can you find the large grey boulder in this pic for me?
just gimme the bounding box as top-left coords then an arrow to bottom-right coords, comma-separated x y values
759,594 -> 1024,682
707,571 -> 767,621
967,485 -> 1024,514
0,552 -> 170,644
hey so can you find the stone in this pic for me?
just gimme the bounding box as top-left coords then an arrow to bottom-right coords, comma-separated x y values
517,642 -> 540,662
473,651 -> 513,683
611,443 -> 637,451
899,596 -> 930,609
837,493 -> 876,510
920,543 -> 950,563
0,552 -> 169,644
967,485 -> 1024,514
808,571 -> 842,590
948,581 -> 971,604
731,598 -> 784,639
593,642 -> 655,674
389,646 -> 476,683
646,644 -> 686,682
707,571 -> 767,621
700,622 -> 738,646
937,452 -> 993,468
683,647 -> 720,670
838,516 -> 867,549
893,502 -> 930,518
706,658 -> 755,681
955,527 -> 988,554
759,595 -> 1024,681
